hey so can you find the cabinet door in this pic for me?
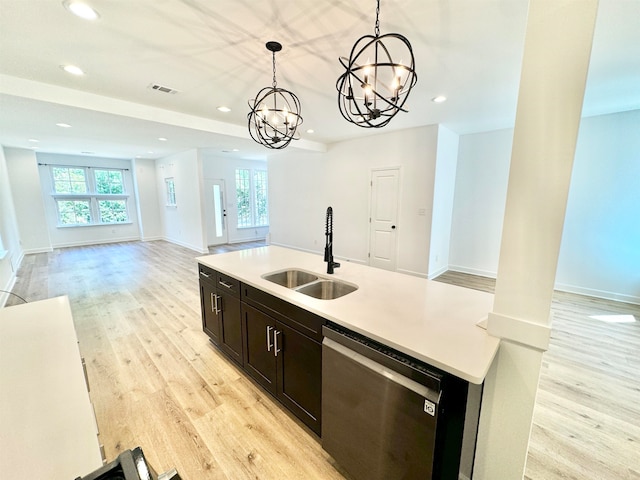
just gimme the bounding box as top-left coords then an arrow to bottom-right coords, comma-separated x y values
200,280 -> 220,345
218,290 -> 243,366
276,321 -> 322,435
242,304 -> 277,394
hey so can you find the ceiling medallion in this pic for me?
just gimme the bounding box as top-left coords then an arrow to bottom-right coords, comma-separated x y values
248,41 -> 303,149
336,0 -> 417,128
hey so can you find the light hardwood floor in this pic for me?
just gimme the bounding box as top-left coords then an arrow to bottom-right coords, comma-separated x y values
7,241 -> 640,479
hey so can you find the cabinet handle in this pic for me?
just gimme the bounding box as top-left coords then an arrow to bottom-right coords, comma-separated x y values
219,280 -> 234,289
211,293 -> 220,314
274,330 -> 281,357
200,271 -> 211,278
266,325 -> 273,351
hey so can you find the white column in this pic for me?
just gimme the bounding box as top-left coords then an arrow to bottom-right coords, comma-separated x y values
473,0 -> 599,478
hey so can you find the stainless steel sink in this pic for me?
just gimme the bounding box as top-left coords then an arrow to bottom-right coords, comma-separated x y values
295,280 -> 358,300
262,269 -> 358,300
262,269 -> 318,288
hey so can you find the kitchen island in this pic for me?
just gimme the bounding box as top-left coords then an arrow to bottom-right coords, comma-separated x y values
196,245 -> 499,384
0,296 -> 103,479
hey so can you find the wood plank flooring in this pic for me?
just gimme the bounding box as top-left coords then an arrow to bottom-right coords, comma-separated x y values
7,242 -> 640,479
436,271 -> 640,480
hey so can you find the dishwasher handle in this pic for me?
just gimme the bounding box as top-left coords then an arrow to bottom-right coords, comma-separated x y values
322,337 -> 441,404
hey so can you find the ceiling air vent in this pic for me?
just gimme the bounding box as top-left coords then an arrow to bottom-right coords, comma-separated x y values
148,83 -> 179,94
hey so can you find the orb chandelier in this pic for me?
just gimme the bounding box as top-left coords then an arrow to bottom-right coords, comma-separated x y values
336,0 -> 417,128
248,41 -> 303,149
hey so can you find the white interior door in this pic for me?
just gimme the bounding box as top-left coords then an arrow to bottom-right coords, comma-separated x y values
205,178 -> 228,246
369,168 -> 400,271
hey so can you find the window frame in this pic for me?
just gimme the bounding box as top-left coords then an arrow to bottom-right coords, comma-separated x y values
165,177 -> 177,207
235,168 -> 269,229
50,165 -> 130,227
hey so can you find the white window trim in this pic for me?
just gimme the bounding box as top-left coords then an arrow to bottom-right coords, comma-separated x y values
165,177 -> 177,207
49,165 -> 131,227
236,168 -> 269,229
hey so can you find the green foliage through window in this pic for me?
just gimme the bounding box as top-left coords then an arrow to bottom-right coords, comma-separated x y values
98,200 -> 127,223
95,169 -> 124,194
235,168 -> 269,228
53,167 -> 87,194
50,165 -> 129,226
56,200 -> 91,225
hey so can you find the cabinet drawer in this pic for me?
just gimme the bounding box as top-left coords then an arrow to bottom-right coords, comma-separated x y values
198,263 -> 217,285
242,284 -> 326,342
217,272 -> 240,298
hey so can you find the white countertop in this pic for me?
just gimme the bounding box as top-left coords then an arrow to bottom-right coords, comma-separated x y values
0,296 -> 103,479
197,246 -> 500,384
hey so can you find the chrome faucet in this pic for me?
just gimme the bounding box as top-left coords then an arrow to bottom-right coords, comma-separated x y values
324,206 -> 340,274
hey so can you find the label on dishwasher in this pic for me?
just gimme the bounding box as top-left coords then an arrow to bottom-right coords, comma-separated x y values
424,399 -> 436,416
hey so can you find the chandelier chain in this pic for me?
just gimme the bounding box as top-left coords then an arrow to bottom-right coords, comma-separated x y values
374,0 -> 380,37
272,52 -> 277,88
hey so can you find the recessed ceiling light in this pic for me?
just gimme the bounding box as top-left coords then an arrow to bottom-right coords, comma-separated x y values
63,1 -> 100,20
61,64 -> 85,76
158,137 -> 167,141
147,151 -> 154,154
28,138 -> 40,143
56,123 -> 72,128
432,95 -> 447,103
217,106 -> 231,113
306,129 -> 315,134
232,149 -> 239,152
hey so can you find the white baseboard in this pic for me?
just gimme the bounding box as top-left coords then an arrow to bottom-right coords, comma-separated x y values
22,247 -> 53,254
554,282 -> 640,306
427,265 -> 448,279
269,242 -> 368,266
51,236 -> 141,249
397,267 -> 428,278
164,237 -> 209,254
0,276 -> 17,308
448,265 -> 640,306
228,236 -> 266,245
447,265 -> 498,279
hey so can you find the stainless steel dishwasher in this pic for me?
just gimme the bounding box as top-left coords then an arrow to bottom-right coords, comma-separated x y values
322,324 -> 445,480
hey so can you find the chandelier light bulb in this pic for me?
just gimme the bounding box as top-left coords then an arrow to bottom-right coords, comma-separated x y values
336,0 -> 417,128
247,41 -> 303,149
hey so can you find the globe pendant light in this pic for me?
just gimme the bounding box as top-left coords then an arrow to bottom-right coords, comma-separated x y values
248,41 -> 303,149
336,0 -> 417,128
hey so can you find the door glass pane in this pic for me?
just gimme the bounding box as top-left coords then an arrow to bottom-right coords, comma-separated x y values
213,184 -> 223,238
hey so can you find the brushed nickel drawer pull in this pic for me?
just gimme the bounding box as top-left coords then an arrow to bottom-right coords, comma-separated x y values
266,325 -> 273,351
274,330 -> 281,357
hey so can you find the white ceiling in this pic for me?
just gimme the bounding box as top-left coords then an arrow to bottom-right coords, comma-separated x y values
0,0 -> 638,160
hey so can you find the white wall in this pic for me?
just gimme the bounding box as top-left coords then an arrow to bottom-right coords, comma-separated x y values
449,109 -> 640,303
556,109 -> 640,303
132,158 -> 162,241
428,125 -> 460,278
268,125 -> 440,276
449,128 -> 513,277
0,146 -> 23,304
3,148 -> 51,253
36,153 -> 141,248
155,149 -> 208,253
201,154 -> 269,244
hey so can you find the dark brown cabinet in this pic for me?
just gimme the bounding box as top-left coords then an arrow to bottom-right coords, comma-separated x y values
198,263 -> 324,436
198,264 -> 243,367
241,284 -> 324,435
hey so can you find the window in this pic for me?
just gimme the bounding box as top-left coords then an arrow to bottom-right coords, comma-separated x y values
51,165 -> 129,226
165,177 -> 176,206
235,168 -> 269,228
